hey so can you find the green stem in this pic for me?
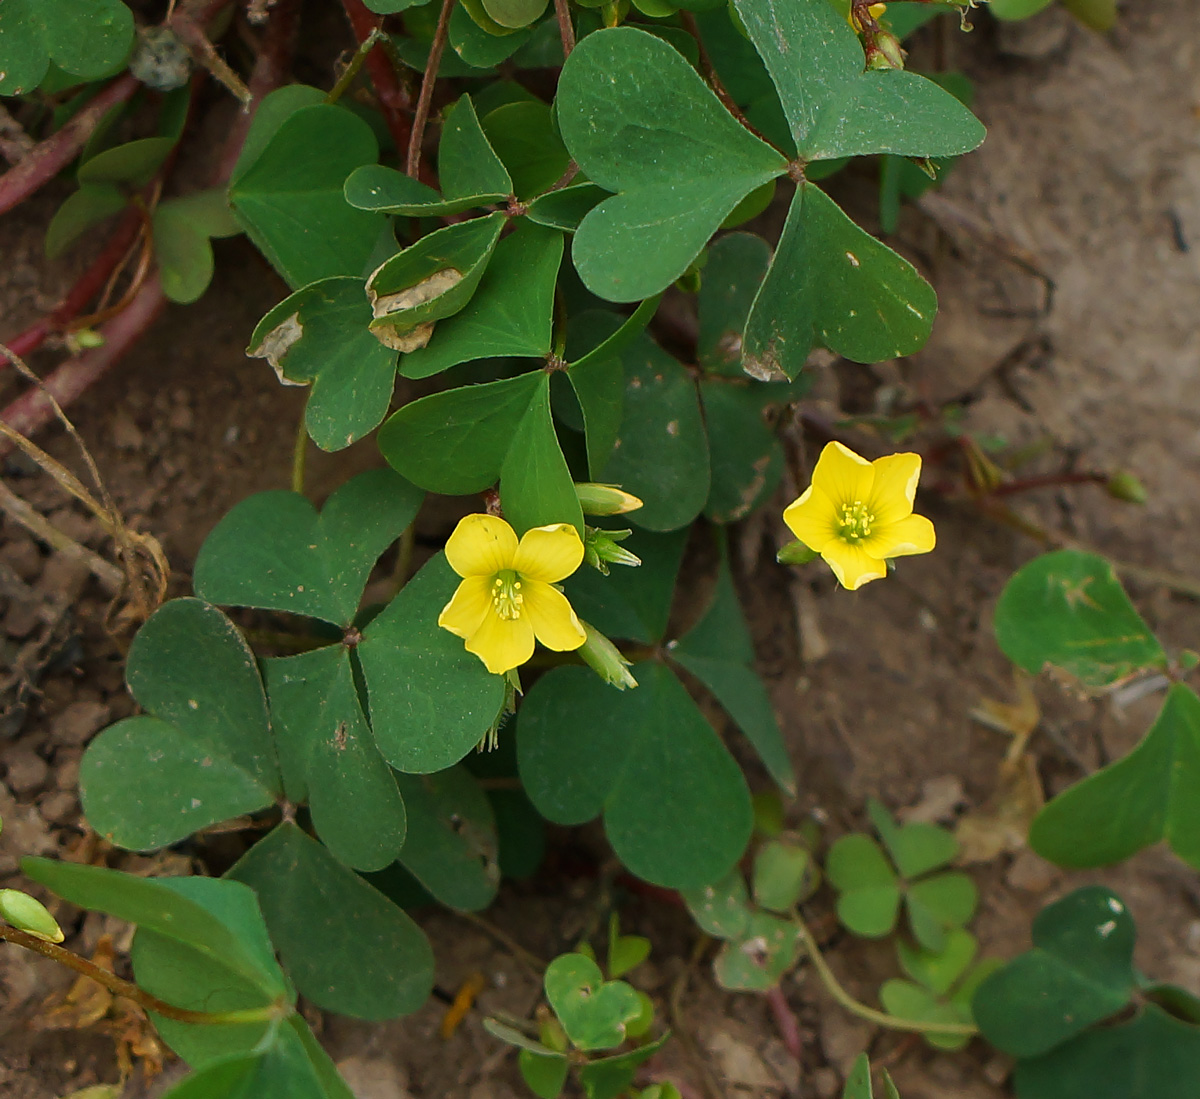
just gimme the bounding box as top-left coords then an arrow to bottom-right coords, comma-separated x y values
0,925 -> 286,1026
326,26 -> 382,105
291,415 -> 308,496
792,916 -> 979,1038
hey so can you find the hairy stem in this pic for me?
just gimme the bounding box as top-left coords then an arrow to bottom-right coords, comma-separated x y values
0,925 -> 285,1026
553,0 -> 576,58
679,12 -> 769,144
407,0 -> 455,179
342,0 -> 414,154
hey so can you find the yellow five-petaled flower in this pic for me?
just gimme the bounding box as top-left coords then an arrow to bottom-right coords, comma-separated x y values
438,514 -> 587,675
783,441 -> 935,591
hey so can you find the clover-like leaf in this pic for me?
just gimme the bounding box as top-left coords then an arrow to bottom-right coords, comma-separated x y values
578,1033 -> 672,1099
526,183 -> 607,233
698,232 -> 773,377
79,600 -> 279,851
482,101 -> 569,199
194,469 -> 423,627
0,0 -> 134,95
607,915 -> 651,980
1030,683 -> 1200,871
153,189 -> 242,306
995,550 -> 1167,688
867,797 -> 957,879
557,28 -> 787,301
247,278 -> 399,451
229,103 -> 384,289
972,886 -> 1138,1058
450,5 -> 533,69
730,0 -> 985,162
713,911 -> 802,992
519,664 -> 752,889
228,821 -> 434,1021
519,1049 -> 570,1099
544,953 -> 642,1051
680,868 -> 753,940
742,182 -> 938,379
700,379 -> 791,522
826,833 -> 901,938
752,839 -> 814,913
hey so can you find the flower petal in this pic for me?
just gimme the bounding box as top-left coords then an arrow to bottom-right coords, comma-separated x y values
868,452 -> 922,525
465,610 -> 535,675
444,514 -> 517,579
438,575 -> 493,640
811,441 -> 874,509
821,540 -> 889,591
523,580 -> 586,652
864,513 -> 936,560
783,485 -> 839,552
513,523 -> 585,583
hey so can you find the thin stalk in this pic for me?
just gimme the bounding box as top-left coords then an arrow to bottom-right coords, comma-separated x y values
793,915 -> 978,1037
553,0 -> 576,58
342,0 -> 413,154
327,26 -> 383,104
0,925 -> 285,1026
406,0 -> 455,179
291,415 -> 309,495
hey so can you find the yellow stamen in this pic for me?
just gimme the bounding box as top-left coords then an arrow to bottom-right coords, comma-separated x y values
491,571 -> 524,620
838,501 -> 875,543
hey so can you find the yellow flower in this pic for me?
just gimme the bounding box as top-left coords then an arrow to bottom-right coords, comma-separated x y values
783,441 -> 935,591
848,2 -> 887,30
438,514 -> 587,675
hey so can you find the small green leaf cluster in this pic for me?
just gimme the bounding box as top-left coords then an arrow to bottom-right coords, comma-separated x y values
0,0 -> 134,96
487,919 -> 666,1099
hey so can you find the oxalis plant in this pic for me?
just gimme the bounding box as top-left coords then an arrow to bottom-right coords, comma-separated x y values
1,1 -> 1192,1098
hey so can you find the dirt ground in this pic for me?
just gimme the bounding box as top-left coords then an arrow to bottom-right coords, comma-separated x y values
3,3 -> 1200,1097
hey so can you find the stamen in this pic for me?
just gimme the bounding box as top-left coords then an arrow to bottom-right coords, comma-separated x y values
491,570 -> 524,619
838,501 -> 875,543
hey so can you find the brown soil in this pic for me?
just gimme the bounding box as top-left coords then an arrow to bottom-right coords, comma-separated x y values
3,4 -> 1200,1098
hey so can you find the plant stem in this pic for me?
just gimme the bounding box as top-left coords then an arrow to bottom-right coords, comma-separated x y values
407,0 -> 455,179
553,0 -> 576,58
679,12 -> 770,145
291,414 -> 309,495
342,0 -> 414,154
0,74 -> 139,216
792,915 -> 978,1038
0,925 -> 284,1026
327,26 -> 382,105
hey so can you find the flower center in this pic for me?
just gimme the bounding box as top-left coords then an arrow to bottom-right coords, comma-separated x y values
838,501 -> 875,543
491,570 -> 524,620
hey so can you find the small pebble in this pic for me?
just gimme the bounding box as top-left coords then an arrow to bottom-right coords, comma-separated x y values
51,701 -> 111,747
0,537 -> 43,582
37,791 -> 77,826
1,744 -> 48,794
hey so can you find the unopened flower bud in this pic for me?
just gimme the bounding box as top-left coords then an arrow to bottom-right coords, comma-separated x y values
577,622 -> 638,690
0,889 -> 64,943
575,483 -> 643,517
867,31 -> 906,71
584,527 -> 641,575
1106,471 -> 1147,504
776,539 -> 819,567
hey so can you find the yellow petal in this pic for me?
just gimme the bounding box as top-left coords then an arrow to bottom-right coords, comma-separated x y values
444,514 -> 517,578
783,485 -> 839,551
821,540 -> 889,591
513,524 -> 584,584
864,513 -> 936,559
523,579 -> 586,652
811,441 -> 874,509
438,575 -> 493,640
465,609 -> 535,675
868,452 -> 922,525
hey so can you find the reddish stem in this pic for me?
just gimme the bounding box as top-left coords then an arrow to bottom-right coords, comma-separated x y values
342,0 -> 414,154
987,470 -> 1108,498
407,0 -> 454,179
0,74 -> 140,217
765,985 -> 804,1061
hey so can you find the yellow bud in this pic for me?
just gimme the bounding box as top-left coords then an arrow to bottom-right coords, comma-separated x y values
0,889 -> 64,943
575,483 -> 643,516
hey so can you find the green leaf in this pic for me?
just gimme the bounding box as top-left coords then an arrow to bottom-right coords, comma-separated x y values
826,834 -> 901,938
450,5 -> 533,69
906,872 -> 977,952
578,1034 -> 671,1099
563,528 -> 687,644
79,136 -> 174,187
567,298 -> 662,375
879,979 -> 971,1051
440,95 -> 513,199
0,0 -> 134,95
229,104 -> 384,289
358,554 -> 507,772
988,0 -> 1055,18
482,0 -> 549,29
994,550 -> 1167,688
1012,1004 -> 1200,1099
344,164 -> 497,218
679,869 -> 752,939
519,1049 -> 570,1099
153,189 -> 243,305
544,953 -> 642,1051
742,183 -> 938,379
365,0 -> 429,10
713,911 -> 802,991
518,664 -> 753,889
867,798 -> 957,879
229,86 -> 327,186
700,380 -> 787,523
842,1054 -> 873,1099
697,233 -> 772,376
671,537 -> 794,792
378,369 -> 542,494
79,600 -> 278,849
265,646 -> 407,872
973,886 -> 1137,1058
500,373 -> 584,535
400,221 -> 563,378
752,839 -> 813,913
730,0 -> 985,161
45,183 -> 125,259
557,28 -> 787,301
897,928 -> 977,997
392,767 -> 499,911
526,183 -> 607,233
228,822 -> 434,1020
482,101 -> 570,198
246,278 -> 399,451
607,918 -> 651,980
595,335 -> 709,531
366,213 -> 505,341
195,470 -> 422,625
1028,683 -> 1200,871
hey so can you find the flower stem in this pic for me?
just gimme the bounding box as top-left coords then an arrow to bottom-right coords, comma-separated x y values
406,0 -> 454,180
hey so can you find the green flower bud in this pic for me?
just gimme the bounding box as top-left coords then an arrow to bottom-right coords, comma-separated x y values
776,539 -> 820,566
0,889 -> 64,943
584,527 -> 641,575
577,622 -> 638,690
1106,471 -> 1147,504
867,31 -> 905,70
575,483 -> 644,516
